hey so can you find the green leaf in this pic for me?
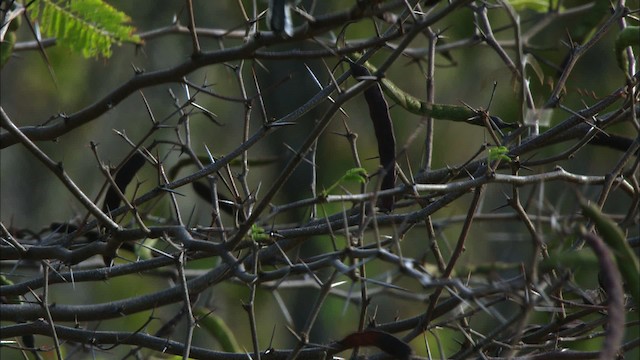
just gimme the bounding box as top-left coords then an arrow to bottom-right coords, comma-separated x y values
615,26 -> 640,71
134,238 -> 157,260
580,199 -> 640,304
1,32 -> 16,69
0,275 -> 21,304
343,167 -> 368,184
324,167 -> 369,195
488,146 -> 511,162
28,0 -> 141,59
250,224 -> 271,242
348,55 -> 513,130
540,250 -> 598,272
523,53 -> 545,85
507,0 -> 553,12
195,309 -> 241,353
1,2 -> 23,68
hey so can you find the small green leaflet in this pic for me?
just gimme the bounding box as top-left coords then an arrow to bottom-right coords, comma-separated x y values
323,168 -> 368,196
250,224 -> 271,243
343,167 -> 368,184
488,146 -> 511,162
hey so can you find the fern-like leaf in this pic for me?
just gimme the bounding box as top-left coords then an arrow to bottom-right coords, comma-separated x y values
29,0 -> 140,58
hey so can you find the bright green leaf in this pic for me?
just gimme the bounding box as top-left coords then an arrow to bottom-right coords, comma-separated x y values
250,224 -> 271,242
28,0 -> 141,59
325,167 -> 369,195
343,167 -> 368,184
488,146 -> 511,162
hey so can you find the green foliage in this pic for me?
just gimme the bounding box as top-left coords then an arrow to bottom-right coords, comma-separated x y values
488,146 -> 511,162
195,308 -> 241,353
28,0 -> 140,58
580,200 -> 640,304
506,0 -> 612,49
0,275 -> 19,304
616,26 -> 640,71
350,54 -> 513,127
1,2 -> 23,68
507,0 -> 558,12
540,249 -> 598,272
342,167 -> 368,184
323,167 -> 368,196
0,32 -> 16,68
570,0 -> 610,45
250,223 -> 271,243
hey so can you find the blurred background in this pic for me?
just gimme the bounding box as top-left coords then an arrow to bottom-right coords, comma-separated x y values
1,0 -> 638,359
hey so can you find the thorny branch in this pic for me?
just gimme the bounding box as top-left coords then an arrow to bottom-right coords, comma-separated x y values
1,1 -> 639,359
